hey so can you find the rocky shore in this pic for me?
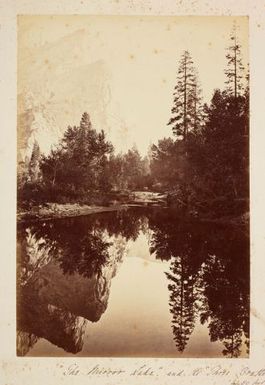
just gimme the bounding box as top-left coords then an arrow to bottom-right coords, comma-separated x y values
17,191 -> 248,228
17,203 -> 129,222
17,191 -> 168,222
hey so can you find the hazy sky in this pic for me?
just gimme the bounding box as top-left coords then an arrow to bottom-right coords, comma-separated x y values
18,15 -> 248,155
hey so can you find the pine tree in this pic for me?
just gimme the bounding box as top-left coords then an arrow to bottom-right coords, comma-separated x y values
168,51 -> 202,141
80,112 -> 92,131
189,71 -> 203,132
41,112 -> 113,195
225,22 -> 245,98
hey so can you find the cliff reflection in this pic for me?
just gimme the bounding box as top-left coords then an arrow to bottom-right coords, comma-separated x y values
17,208 -> 249,357
17,210 -> 137,356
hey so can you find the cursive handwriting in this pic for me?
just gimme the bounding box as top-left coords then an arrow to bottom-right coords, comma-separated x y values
61,363 -> 265,384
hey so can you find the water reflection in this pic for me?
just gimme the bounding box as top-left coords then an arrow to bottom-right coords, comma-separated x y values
17,207 -> 249,357
149,209 -> 249,357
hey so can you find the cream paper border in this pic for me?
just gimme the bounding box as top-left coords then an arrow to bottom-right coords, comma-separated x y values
1,1 -> 265,384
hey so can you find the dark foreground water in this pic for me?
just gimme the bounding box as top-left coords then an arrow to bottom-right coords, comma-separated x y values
17,207 -> 249,357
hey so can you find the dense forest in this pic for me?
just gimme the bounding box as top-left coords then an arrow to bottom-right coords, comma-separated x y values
18,24 -> 249,219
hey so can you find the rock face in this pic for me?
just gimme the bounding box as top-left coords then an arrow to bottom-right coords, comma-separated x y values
18,28 -> 111,162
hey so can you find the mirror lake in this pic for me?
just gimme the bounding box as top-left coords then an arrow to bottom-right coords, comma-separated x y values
17,207 -> 249,358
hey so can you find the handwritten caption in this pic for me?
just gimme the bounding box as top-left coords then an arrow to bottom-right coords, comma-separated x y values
59,363 -> 265,385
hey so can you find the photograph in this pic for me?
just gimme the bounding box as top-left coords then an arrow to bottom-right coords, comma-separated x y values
16,15 -> 249,358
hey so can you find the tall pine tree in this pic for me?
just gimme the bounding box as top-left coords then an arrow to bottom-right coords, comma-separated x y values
168,51 -> 202,141
225,22 -> 245,98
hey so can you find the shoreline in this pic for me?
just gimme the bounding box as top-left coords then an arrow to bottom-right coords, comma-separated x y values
17,201 -> 249,229
17,203 -> 131,223
17,191 -> 168,223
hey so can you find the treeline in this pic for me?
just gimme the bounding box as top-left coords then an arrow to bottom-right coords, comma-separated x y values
18,112 -> 152,207
151,23 -> 249,217
18,24 -> 249,218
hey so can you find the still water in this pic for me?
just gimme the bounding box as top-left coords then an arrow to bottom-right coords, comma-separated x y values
17,207 -> 249,358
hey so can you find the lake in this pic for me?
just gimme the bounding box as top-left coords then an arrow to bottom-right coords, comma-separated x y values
17,206 -> 249,358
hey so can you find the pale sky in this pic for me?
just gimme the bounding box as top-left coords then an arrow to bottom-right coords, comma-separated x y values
18,15 -> 248,156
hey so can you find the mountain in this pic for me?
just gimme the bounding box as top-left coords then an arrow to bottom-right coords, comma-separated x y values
18,29 -> 111,162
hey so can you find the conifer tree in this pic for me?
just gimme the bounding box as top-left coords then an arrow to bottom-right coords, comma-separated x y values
80,111 -> 92,131
40,112 -> 113,195
168,51 -> 202,141
225,22 -> 245,98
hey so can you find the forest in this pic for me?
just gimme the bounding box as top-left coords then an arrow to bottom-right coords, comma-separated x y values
17,24 -> 249,220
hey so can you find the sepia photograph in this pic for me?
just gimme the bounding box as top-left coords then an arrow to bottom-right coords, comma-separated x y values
17,15 -> 249,358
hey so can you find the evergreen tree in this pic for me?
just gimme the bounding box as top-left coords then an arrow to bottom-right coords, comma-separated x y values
150,138 -> 184,189
123,145 -> 143,190
80,112 -> 92,131
202,89 -> 249,201
168,51 -> 202,141
108,153 -> 126,191
40,112 -> 113,199
225,22 -> 245,98
189,71 -> 204,133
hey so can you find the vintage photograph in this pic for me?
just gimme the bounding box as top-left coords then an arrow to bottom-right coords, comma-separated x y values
17,15 -> 249,358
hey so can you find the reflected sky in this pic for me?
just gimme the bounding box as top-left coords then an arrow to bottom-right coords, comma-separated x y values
17,207 -> 249,357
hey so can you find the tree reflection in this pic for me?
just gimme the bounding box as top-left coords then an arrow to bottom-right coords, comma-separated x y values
200,250 -> 249,358
149,209 -> 249,357
22,209 -> 147,279
17,209 -> 142,356
99,209 -> 145,241
17,207 -> 249,357
57,232 -> 111,279
166,256 -> 198,352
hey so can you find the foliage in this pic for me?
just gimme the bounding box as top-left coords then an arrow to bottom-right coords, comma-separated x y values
148,208 -> 249,355
17,205 -> 249,356
40,112 -> 113,197
150,138 -> 185,190
168,51 -> 203,141
160,30 -> 249,217
225,22 -> 246,98
17,25 -> 249,219
183,89 -> 249,216
108,146 -> 151,191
